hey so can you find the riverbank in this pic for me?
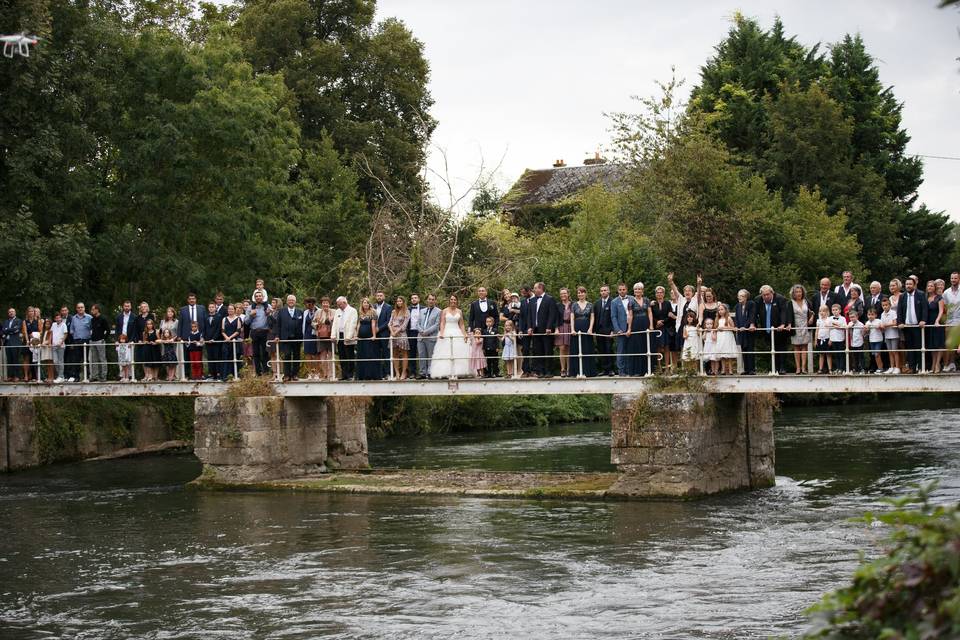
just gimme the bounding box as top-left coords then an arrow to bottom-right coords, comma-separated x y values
190,468 -> 622,501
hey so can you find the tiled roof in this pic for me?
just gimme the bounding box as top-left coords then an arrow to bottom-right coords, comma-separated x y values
502,163 -> 628,210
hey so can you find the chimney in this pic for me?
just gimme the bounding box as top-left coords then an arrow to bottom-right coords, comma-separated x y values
552,159 -> 566,168
583,151 -> 606,166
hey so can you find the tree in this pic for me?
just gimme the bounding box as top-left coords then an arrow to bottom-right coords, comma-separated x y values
235,0 -> 434,204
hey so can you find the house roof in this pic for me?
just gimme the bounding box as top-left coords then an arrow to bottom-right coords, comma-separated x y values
501,163 -> 628,210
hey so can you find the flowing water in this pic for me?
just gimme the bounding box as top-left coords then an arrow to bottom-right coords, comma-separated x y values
1,398 -> 959,639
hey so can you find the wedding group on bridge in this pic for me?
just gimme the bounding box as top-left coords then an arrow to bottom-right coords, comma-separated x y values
1,271 -> 958,384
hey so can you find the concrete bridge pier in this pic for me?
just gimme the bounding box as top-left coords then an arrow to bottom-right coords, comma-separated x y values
609,393 -> 776,498
193,396 -> 369,484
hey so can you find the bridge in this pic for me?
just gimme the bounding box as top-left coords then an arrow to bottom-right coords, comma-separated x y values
1,374 -> 956,499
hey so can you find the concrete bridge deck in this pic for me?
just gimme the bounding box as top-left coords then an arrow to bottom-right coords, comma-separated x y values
0,374 -> 957,397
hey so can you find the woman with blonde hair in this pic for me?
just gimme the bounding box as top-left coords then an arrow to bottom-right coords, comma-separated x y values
789,284 -> 813,374
389,296 -> 411,379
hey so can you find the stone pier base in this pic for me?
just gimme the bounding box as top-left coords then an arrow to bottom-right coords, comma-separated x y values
609,393 -> 775,498
193,396 -> 369,484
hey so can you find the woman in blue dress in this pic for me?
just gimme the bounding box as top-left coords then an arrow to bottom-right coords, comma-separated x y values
628,282 -> 654,376
568,286 -> 595,377
356,298 -> 381,380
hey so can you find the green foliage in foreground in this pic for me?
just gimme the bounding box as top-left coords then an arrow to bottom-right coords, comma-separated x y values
804,484 -> 960,639
368,395 -> 612,439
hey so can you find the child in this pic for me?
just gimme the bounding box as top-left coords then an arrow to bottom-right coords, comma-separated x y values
186,321 -> 205,381
815,305 -> 832,374
681,311 -> 701,372
39,318 -> 53,383
469,327 -> 485,378
714,304 -> 737,375
847,309 -> 865,373
829,304 -> 846,373
880,298 -> 901,374
482,316 -> 499,378
501,319 -> 518,378
160,329 -> 178,381
116,333 -> 133,382
701,317 -> 718,374
865,308 -> 885,374
251,279 -> 269,305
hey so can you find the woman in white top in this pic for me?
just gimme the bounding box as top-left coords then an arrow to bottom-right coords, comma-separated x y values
158,307 -> 184,381
430,294 -> 474,378
789,284 -> 813,374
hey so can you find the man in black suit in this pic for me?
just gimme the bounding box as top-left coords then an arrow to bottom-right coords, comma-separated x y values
202,301 -> 222,380
517,285 -> 533,376
527,282 -> 558,377
208,293 -> 228,380
734,289 -> 757,374
373,291 -> 392,378
277,294 -> 304,380
897,276 -> 927,373
468,287 -> 499,333
810,278 -> 837,316
593,285 -> 615,376
178,293 -> 208,342
407,293 -> 422,378
115,300 -> 135,342
754,285 -> 791,374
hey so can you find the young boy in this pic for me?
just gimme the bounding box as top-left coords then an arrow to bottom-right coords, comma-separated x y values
186,320 -> 205,381
829,304 -> 847,373
865,307 -> 885,374
482,316 -> 500,378
847,309 -> 865,373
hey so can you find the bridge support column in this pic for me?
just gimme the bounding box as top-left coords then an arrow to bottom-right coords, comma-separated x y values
609,393 -> 775,498
193,396 -> 369,484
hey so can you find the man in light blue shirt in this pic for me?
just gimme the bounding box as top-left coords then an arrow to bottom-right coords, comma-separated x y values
67,303 -> 92,381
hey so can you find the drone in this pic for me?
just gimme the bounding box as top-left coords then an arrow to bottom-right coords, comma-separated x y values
1,33 -> 40,58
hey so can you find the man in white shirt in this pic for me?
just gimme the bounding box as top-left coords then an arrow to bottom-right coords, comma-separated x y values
50,312 -> 69,382
897,276 -> 927,373
407,293 -> 422,377
332,296 -> 358,380
943,271 -> 960,372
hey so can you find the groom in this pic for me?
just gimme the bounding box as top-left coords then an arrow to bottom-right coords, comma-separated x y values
527,282 -> 558,377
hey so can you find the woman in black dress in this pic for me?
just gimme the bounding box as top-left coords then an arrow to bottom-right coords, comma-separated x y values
628,282 -> 653,376
925,280 -> 946,373
569,286 -> 595,377
651,285 -> 675,374
356,298 -> 381,380
141,318 -> 160,381
132,302 -> 156,377
221,304 -> 243,380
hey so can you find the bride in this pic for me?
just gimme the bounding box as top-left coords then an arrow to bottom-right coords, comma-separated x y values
430,294 -> 474,378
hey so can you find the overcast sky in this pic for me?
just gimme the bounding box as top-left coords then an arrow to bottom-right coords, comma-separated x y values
376,0 -> 960,219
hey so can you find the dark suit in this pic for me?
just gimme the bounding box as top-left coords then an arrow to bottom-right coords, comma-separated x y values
2,317 -> 23,379
593,297 -> 614,375
734,300 -> 757,374
833,284 -> 855,310
469,299 -> 499,332
518,296 -> 532,374
114,312 -> 136,339
202,312 -> 221,378
810,290 -> 837,316
407,304 -> 422,376
897,290 -> 928,372
178,304 -> 208,341
277,306 -> 304,379
754,293 -> 791,373
864,292 -> 886,318
527,293 -> 558,375
209,304 -> 228,379
374,302 -> 392,378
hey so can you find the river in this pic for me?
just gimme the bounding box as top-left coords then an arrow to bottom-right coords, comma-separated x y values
1,398 -> 958,639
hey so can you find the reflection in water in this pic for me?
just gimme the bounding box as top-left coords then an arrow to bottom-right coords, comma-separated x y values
1,399 -> 958,638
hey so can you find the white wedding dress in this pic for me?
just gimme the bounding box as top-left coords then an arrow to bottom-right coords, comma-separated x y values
430,310 -> 474,378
